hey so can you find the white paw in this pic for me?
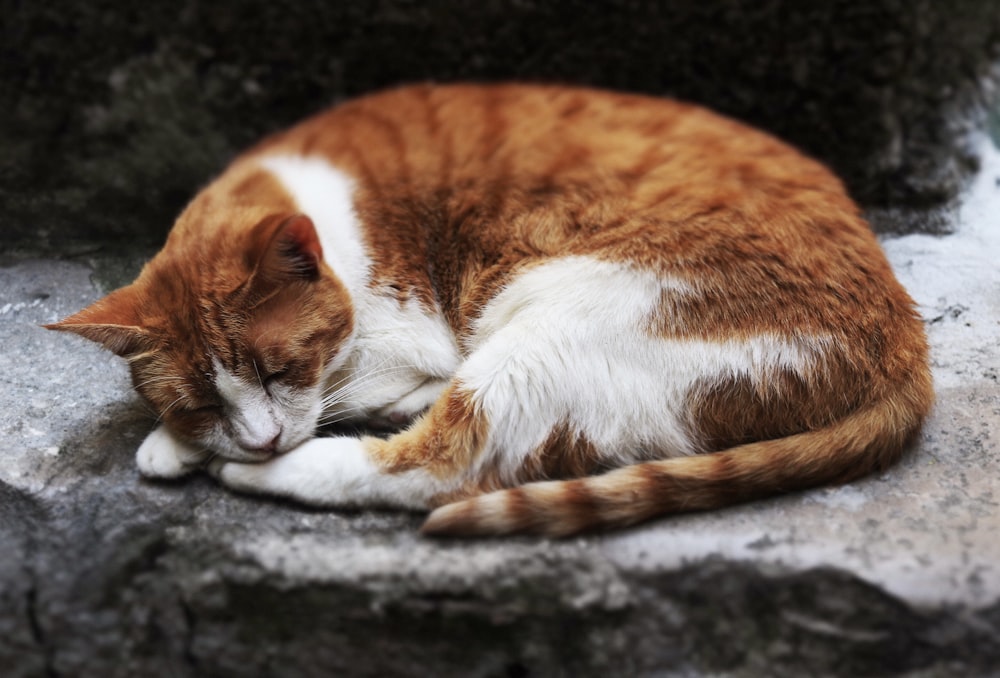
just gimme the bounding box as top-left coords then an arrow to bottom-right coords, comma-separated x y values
213,436 -> 370,505
135,425 -> 205,479
375,378 -> 449,426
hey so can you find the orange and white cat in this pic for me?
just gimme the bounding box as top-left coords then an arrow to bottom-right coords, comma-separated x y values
48,84 -> 933,536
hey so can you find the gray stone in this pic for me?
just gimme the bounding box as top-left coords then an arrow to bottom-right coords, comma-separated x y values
2,136 -> 1000,677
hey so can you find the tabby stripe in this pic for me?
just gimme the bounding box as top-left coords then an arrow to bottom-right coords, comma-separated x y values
340,117 -> 383,199
556,479 -> 602,536
365,108 -> 413,191
422,89 -> 454,195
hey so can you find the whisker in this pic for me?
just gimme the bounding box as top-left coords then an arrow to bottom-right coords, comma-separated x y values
320,383 -> 390,408
317,409 -> 369,427
154,394 -> 188,423
316,403 -> 371,425
320,363 -> 420,400
134,399 -> 159,419
320,371 -> 358,397
324,355 -> 416,382
133,375 -> 187,391
317,401 -> 370,419
321,380 -> 383,404
321,361 -> 403,393
318,402 -> 368,417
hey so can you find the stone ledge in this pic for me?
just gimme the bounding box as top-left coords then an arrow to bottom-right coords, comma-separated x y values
1,136 -> 999,676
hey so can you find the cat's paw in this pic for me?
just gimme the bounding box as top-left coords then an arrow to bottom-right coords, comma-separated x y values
135,425 -> 204,479
375,378 -> 449,427
212,436 -> 370,505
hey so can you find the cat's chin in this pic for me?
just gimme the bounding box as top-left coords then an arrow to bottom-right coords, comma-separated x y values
218,448 -> 279,463
212,426 -> 318,463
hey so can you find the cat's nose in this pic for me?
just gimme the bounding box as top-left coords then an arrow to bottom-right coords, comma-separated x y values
245,431 -> 281,455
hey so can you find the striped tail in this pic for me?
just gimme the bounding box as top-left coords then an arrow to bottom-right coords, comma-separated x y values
420,377 -> 932,538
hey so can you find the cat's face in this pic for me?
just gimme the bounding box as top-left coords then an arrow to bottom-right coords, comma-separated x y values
49,212 -> 355,462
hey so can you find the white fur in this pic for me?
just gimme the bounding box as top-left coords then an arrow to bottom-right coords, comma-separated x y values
324,294 -> 459,426
136,424 -> 203,478
459,256 -> 826,484
375,377 -> 450,425
213,358 -> 280,450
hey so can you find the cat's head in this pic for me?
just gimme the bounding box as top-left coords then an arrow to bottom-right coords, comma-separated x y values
47,212 -> 355,463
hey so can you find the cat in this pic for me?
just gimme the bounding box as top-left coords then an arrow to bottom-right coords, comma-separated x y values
47,83 -> 933,537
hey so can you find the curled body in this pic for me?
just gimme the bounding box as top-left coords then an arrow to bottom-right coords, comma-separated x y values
48,84 -> 933,536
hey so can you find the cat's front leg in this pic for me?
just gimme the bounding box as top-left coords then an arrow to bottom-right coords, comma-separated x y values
136,425 -> 207,479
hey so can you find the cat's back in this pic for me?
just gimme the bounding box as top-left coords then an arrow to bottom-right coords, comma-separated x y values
252,82 -> 846,206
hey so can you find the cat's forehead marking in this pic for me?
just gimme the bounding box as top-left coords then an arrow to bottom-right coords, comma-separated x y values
208,356 -> 285,451
211,357 -> 258,407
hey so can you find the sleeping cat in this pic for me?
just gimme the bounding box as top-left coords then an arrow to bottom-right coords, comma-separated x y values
47,83 -> 933,536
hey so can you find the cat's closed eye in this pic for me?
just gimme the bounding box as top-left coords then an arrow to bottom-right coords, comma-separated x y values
263,368 -> 289,386
191,404 -> 223,414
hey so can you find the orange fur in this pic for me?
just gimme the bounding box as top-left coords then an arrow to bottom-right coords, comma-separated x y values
48,83 -> 932,536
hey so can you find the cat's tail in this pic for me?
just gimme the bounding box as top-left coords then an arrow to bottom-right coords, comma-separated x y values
420,376 -> 932,537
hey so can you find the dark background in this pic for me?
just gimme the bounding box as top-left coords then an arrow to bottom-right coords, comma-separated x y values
3,0 -> 999,249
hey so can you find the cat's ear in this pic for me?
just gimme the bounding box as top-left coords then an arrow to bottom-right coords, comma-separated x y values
43,285 -> 153,356
251,213 -> 323,281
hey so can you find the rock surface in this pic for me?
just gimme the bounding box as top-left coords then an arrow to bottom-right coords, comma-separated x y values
2,132 -> 1000,678
3,0 -> 999,247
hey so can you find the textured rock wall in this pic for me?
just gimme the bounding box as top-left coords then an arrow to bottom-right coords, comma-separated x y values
3,0 -> 999,248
